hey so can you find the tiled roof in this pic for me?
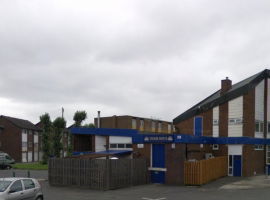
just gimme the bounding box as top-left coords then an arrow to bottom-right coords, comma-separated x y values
173,69 -> 270,124
1,115 -> 42,131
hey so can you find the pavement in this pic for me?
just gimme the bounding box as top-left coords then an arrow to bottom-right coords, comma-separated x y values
199,174 -> 270,190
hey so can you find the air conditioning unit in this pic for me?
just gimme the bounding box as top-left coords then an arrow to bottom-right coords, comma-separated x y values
205,153 -> 213,160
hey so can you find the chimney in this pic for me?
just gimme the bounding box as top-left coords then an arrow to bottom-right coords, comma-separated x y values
97,111 -> 100,128
221,77 -> 232,95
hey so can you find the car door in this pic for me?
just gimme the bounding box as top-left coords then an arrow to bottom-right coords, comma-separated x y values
8,180 -> 24,200
22,179 -> 36,200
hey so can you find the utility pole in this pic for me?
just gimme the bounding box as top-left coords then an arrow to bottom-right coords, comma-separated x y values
62,107 -> 64,119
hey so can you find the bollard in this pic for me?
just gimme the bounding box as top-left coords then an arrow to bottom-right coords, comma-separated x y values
266,166 -> 268,179
28,170 -> 30,178
13,171 -> 15,177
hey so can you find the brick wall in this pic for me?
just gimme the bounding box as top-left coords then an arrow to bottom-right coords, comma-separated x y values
175,109 -> 213,136
243,88 -> 255,137
0,117 -> 22,162
165,143 -> 186,185
242,145 -> 265,176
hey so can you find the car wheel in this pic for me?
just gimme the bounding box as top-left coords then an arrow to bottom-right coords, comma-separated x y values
36,196 -> 43,200
6,166 -> 11,170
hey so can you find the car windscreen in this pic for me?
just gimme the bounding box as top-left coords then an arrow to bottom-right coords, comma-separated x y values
0,181 -> 12,192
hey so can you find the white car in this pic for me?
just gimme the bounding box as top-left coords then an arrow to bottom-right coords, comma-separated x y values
0,177 -> 43,200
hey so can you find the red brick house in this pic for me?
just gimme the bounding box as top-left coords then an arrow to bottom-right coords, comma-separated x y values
0,115 -> 42,163
173,69 -> 270,177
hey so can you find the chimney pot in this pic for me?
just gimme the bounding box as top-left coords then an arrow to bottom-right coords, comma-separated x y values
221,77 -> 232,95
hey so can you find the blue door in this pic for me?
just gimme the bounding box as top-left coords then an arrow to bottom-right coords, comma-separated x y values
194,117 -> 203,136
233,155 -> 242,177
151,144 -> 165,184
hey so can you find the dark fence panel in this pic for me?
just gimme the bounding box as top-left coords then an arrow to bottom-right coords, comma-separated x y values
49,158 -> 149,190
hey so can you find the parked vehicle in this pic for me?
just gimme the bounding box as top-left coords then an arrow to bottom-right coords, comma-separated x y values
0,161 -> 12,170
0,177 -> 43,200
0,153 -> 15,164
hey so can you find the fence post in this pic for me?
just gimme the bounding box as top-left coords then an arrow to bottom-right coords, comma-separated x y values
266,166 -> 268,179
106,159 -> 110,190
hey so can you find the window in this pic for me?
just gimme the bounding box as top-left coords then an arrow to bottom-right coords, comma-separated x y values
152,121 -> 155,129
267,146 -> 270,164
22,142 -> 27,151
118,144 -> 125,148
34,131 -> 38,135
213,144 -> 219,150
254,145 -> 264,150
110,144 -> 117,148
140,119 -> 144,127
22,179 -> 35,190
40,132 -> 42,136
228,155 -> 233,175
64,133 -> 67,137
173,125 -> 175,132
29,130 -> 32,135
29,142 -> 32,147
168,124 -> 171,130
255,122 -> 264,132
9,180 -> 23,193
229,118 -> 243,124
213,120 -> 219,125
109,144 -> 132,149
22,129 -> 27,134
158,122 -> 162,129
268,123 -> 270,133
34,143 -> 38,151
132,118 -> 136,127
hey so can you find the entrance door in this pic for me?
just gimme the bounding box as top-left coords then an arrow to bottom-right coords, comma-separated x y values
233,155 -> 242,177
151,144 -> 165,184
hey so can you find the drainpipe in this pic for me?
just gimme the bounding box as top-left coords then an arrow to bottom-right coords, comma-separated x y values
98,111 -> 100,128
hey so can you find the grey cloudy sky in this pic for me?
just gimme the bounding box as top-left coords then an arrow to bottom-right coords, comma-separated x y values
0,0 -> 269,126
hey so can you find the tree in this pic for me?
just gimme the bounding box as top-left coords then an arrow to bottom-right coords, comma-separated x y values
67,110 -> 88,156
73,110 -> 87,127
83,123 -> 95,128
40,113 -> 52,164
52,117 -> 66,158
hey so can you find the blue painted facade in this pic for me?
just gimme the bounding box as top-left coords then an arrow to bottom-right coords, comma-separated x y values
71,127 -> 270,145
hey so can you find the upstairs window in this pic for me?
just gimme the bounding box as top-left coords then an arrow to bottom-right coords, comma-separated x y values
255,122 -> 264,132
29,130 -> 32,135
140,119 -> 144,127
152,121 -> 155,129
22,129 -> 27,134
213,120 -> 219,125
229,118 -> 243,124
168,124 -> 171,130
158,122 -> 162,129
132,118 -> 136,127
254,145 -> 264,150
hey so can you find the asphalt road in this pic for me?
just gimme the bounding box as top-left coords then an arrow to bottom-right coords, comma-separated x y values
41,181 -> 270,200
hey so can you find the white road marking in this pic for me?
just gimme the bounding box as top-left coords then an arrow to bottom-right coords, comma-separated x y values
142,198 -> 167,200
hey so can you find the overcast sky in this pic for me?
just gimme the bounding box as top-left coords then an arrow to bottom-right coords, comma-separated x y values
0,0 -> 269,126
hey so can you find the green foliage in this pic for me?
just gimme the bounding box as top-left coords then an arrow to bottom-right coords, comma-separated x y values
67,129 -> 73,157
73,110 -> 87,127
13,163 -> 48,170
52,117 -> 66,158
40,113 -> 52,164
83,123 -> 95,128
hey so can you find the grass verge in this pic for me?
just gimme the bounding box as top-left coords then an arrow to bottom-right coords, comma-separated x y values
12,163 -> 48,170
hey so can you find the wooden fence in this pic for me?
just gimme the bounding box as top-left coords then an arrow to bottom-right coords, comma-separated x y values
184,156 -> 227,186
49,158 -> 149,190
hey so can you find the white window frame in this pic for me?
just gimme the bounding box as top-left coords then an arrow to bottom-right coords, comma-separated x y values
267,146 -> 270,164
158,122 -> 162,129
29,142 -> 32,148
140,119 -> 144,127
255,121 -> 264,133
229,118 -> 243,124
132,118 -> 136,127
168,124 -> 171,130
254,145 -> 264,150
152,121 -> 155,129
213,144 -> 219,150
213,119 -> 219,125
22,129 -> 27,134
